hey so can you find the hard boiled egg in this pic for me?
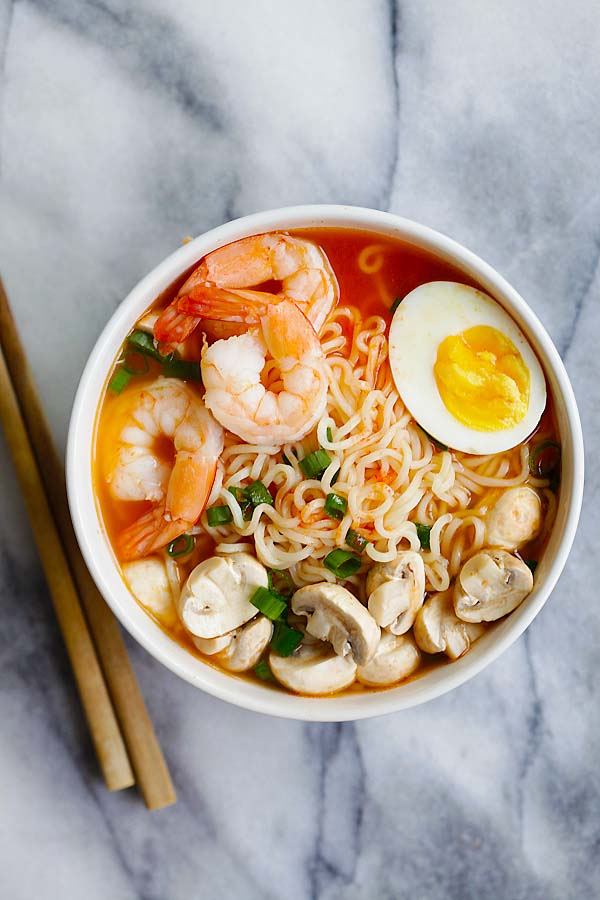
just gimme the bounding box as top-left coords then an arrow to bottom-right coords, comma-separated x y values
389,282 -> 546,454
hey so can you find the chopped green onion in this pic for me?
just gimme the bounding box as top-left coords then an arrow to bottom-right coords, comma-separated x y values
346,528 -> 369,553
415,523 -> 432,550
529,440 -> 561,478
331,468 -> 340,486
166,533 -> 195,558
326,427 -> 333,442
206,505 -> 233,526
271,620 -> 303,657
418,425 -> 448,452
299,449 -> 331,479
267,568 -> 295,599
324,549 -> 361,578
250,586 -> 288,620
282,452 -> 293,466
127,329 -> 162,360
525,559 -> 538,575
161,356 -> 202,381
245,480 -> 274,507
228,487 -> 253,520
126,328 -> 202,382
254,659 -> 274,681
390,297 -> 402,314
324,492 -> 347,519
108,366 -> 134,394
127,330 -> 160,358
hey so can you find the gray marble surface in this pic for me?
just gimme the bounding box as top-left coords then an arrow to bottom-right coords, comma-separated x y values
0,2 -> 598,898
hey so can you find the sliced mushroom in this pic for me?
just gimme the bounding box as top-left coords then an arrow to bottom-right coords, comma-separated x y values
291,582 -> 380,666
414,589 -> 485,660
357,633 -> 422,686
366,551 -> 425,634
217,616 -> 273,672
192,634 -> 233,656
485,487 -> 542,549
176,552 -> 267,638
123,556 -> 178,627
454,549 -> 533,622
269,642 -> 357,695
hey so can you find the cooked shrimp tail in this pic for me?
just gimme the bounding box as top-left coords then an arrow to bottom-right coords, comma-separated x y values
117,505 -> 189,561
154,233 -> 338,348
154,303 -> 201,346
178,285 -> 280,325
154,259 -> 210,347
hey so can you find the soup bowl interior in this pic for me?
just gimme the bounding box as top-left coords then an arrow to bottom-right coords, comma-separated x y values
67,205 -> 584,721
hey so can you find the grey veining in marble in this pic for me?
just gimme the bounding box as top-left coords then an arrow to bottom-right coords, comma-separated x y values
1,2 -> 599,898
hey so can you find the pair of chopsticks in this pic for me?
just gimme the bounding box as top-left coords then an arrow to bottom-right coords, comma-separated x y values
0,276 -> 176,810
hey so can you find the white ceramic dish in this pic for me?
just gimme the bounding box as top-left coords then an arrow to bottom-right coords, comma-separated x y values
67,205 -> 584,721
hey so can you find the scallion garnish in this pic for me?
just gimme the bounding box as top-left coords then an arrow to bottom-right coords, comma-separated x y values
529,440 -> 561,478
254,659 -> 274,681
108,366 -> 134,394
245,480 -> 273,507
228,487 -> 253,520
126,328 -> 202,382
267,568 -> 295,599
166,533 -> 195,558
415,523 -> 432,550
299,449 -> 331,479
324,549 -> 361,578
346,528 -> 369,553
390,297 -> 402,314
270,620 -> 303,656
282,452 -> 293,466
331,468 -> 340,486
161,356 -> 201,381
326,426 -> 333,442
250,586 -> 288,620
206,505 -> 233,526
127,329 -> 162,359
324,492 -> 347,520
525,559 -> 538,575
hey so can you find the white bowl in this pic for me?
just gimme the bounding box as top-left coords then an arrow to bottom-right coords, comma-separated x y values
67,205 -> 584,721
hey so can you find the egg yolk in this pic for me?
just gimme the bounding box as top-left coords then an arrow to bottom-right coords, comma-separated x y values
434,325 -> 530,431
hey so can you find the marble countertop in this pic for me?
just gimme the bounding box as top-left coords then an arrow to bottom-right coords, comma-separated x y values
1,2 -> 598,898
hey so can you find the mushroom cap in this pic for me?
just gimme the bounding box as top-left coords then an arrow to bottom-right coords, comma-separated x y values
454,549 -> 533,622
414,589 -> 486,659
485,487 -> 542,549
269,642 -> 357,695
123,556 -> 178,627
357,633 -> 422,686
291,582 -> 380,666
217,616 -> 273,672
191,633 -> 233,656
176,552 -> 267,638
366,551 -> 425,634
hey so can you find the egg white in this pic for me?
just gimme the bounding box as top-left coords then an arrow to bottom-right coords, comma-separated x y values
388,282 -> 547,455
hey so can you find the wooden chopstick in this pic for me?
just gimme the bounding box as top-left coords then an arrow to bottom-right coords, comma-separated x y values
0,277 -> 176,810
0,337 -> 134,791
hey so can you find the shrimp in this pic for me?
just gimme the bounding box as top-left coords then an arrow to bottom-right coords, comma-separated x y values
177,289 -> 328,445
154,233 -> 338,348
108,378 -> 224,559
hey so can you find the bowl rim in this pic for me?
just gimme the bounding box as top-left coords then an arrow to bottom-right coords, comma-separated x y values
67,204 -> 584,721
